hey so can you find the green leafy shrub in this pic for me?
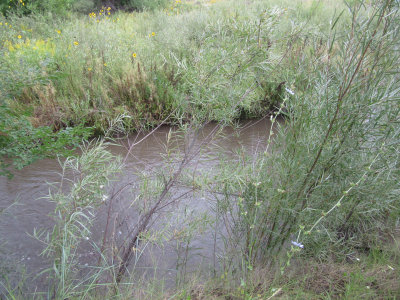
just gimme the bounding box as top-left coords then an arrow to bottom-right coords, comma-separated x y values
93,0 -> 170,11
38,141 -> 121,299
0,0 -> 82,16
212,0 -> 400,276
0,104 -> 93,177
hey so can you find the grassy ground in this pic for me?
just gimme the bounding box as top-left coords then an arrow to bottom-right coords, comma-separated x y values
180,240 -> 400,299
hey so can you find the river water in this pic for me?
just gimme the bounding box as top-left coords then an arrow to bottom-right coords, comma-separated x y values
0,119 -> 278,292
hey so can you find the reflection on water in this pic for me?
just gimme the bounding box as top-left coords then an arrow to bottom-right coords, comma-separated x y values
0,119 -> 279,290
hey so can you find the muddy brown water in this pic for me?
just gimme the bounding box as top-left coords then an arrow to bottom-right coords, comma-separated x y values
0,119 -> 278,291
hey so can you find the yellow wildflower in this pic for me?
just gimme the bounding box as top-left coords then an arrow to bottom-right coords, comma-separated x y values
152,32 -> 155,36
88,67 -> 92,71
107,7 -> 111,11
104,63 -> 107,66
73,41 -> 79,45
56,30 -> 61,34
17,35 -> 22,39
132,53 -> 137,58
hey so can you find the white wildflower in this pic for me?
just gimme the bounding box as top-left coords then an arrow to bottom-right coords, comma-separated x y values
285,87 -> 295,95
291,240 -> 304,249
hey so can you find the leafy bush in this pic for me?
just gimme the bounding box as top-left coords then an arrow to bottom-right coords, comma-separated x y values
126,0 -> 170,11
0,104 -> 93,177
94,0 -> 170,11
212,0 -> 400,275
37,141 -> 121,299
0,0 -> 82,16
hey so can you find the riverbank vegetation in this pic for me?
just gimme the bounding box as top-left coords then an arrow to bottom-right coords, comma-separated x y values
1,0 -> 399,298
1,0 -> 346,174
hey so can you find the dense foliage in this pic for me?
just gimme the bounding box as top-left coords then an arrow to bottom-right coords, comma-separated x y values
0,104 -> 93,177
0,0 -> 170,16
